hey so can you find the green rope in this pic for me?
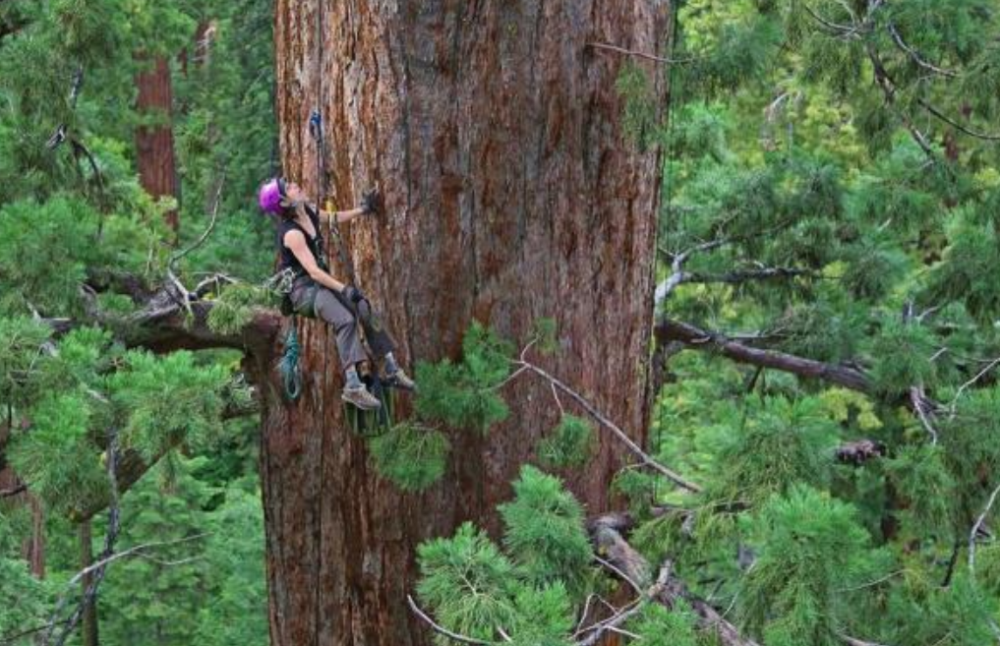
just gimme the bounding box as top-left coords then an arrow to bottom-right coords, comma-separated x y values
280,324 -> 302,401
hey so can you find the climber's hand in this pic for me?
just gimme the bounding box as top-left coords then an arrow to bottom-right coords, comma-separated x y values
360,188 -> 381,216
342,285 -> 366,305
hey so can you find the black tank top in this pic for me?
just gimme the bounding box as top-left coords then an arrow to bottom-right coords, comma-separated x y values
277,205 -> 328,275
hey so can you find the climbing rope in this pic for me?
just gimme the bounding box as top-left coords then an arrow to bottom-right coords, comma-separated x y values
279,324 -> 303,401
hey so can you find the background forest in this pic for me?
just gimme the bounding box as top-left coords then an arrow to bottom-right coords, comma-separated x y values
3,1 -> 1000,645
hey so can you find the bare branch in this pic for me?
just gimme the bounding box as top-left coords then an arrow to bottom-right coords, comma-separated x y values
840,635 -> 892,646
406,595 -> 496,646
910,386 -> 939,445
61,533 -> 210,591
802,3 -> 864,38
0,483 -> 27,498
514,359 -> 703,493
886,22 -> 957,77
587,41 -> 705,65
918,98 -> 1000,141
45,427 -> 122,646
969,480 -> 1000,576
680,266 -> 816,286
655,318 -> 871,394
169,172 -> 228,272
655,239 -> 728,304
949,355 -> 1000,417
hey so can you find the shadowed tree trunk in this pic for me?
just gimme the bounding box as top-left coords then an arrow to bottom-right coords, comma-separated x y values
79,519 -> 99,646
261,1 -> 671,644
0,423 -> 44,578
134,54 -> 180,233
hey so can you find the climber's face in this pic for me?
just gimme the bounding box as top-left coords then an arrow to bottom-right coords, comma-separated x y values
282,181 -> 306,206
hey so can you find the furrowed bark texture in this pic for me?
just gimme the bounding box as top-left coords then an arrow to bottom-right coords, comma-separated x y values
264,2 -> 669,644
134,54 -> 180,232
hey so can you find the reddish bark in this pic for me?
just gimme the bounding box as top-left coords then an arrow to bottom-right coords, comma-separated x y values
134,55 -> 180,233
0,423 -> 44,577
262,2 -> 670,645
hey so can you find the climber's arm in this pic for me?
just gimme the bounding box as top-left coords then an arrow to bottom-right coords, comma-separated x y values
318,205 -> 366,225
318,188 -> 379,225
284,230 -> 347,293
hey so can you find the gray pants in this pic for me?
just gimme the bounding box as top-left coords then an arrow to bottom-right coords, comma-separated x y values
314,289 -> 369,370
293,284 -> 396,371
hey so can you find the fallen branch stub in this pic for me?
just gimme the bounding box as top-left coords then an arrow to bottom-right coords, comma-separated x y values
588,515 -> 761,646
836,439 -> 887,466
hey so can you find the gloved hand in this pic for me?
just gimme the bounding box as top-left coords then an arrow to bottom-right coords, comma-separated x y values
360,188 -> 381,216
342,285 -> 366,305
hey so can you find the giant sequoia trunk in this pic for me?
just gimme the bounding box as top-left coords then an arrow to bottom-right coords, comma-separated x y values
261,2 -> 669,644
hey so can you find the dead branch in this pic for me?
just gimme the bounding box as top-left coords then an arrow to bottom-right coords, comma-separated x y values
969,480 -> 1000,576
909,386 -> 939,445
886,22 -> 957,77
587,41 -> 704,65
0,483 -> 27,498
168,172 -> 227,274
513,359 -> 703,493
655,318 -> 871,393
588,522 -> 760,646
836,440 -> 887,466
918,98 -> 1000,141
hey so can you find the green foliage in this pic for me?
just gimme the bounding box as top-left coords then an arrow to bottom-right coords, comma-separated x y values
109,350 -> 229,460
883,444 -> 957,538
414,322 -> 512,433
368,422 -> 450,492
417,469 -> 603,644
7,392 -> 108,514
0,316 -> 53,409
536,414 -> 595,470
95,460 -> 267,646
498,466 -> 593,592
417,523 -> 519,644
740,486 -> 887,645
0,553 -> 51,646
626,603 -> 701,646
867,317 -> 939,395
207,282 -> 272,336
506,584 -> 575,646
0,197 -> 100,316
711,396 -> 841,506
616,63 -> 661,150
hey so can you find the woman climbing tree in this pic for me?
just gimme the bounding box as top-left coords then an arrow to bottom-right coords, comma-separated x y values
258,177 -> 416,410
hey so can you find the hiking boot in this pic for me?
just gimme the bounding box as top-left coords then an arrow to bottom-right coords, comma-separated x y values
342,384 -> 382,410
385,368 -> 417,392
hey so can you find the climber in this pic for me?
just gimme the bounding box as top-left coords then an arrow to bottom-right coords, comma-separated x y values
258,177 -> 416,410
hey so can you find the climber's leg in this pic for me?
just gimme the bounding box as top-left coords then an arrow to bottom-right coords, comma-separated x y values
313,288 -> 381,410
336,292 -> 417,391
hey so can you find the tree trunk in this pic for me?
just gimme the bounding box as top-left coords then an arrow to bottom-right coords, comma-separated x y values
134,54 -> 180,233
0,423 -> 44,577
79,519 -> 100,646
261,2 -> 670,644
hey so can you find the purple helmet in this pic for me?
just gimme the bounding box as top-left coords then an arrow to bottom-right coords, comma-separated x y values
258,178 -> 285,215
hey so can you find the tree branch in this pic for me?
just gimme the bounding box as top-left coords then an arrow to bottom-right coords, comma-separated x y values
655,318 -> 871,393
588,520 -> 760,646
886,22 -> 957,77
917,98 -> 1000,141
513,359 -> 703,493
969,480 -> 1000,576
587,41 -> 704,65
406,595 -> 496,646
